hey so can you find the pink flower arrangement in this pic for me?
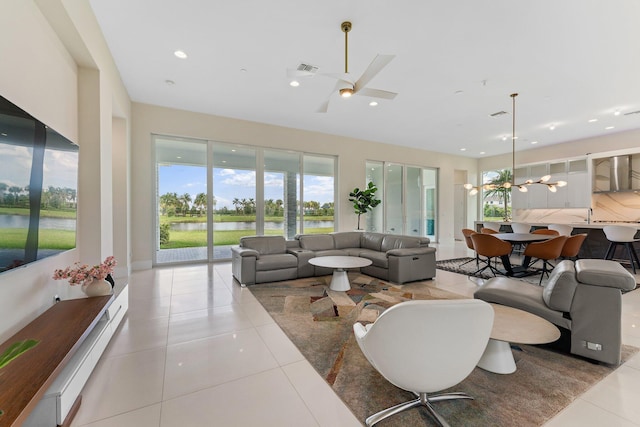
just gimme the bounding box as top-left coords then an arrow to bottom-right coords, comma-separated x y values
53,256 -> 117,286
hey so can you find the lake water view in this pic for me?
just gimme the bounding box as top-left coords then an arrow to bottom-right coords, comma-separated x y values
0,214 -> 76,230
170,220 -> 334,231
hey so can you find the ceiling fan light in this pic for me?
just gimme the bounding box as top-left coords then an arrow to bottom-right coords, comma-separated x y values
556,180 -> 567,187
339,88 -> 354,98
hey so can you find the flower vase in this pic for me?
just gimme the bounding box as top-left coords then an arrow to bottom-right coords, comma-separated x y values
81,279 -> 113,297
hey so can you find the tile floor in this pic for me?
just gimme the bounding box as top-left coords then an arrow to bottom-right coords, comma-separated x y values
70,242 -> 640,426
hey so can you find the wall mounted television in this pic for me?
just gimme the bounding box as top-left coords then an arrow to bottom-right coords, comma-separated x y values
0,95 -> 79,273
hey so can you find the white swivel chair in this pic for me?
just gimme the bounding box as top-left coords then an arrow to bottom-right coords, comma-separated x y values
548,224 -> 573,236
510,222 -> 531,233
353,299 -> 494,427
482,222 -> 501,232
603,225 -> 640,274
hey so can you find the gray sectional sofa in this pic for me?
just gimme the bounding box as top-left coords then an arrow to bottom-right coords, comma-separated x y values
231,231 -> 436,286
475,259 -> 636,365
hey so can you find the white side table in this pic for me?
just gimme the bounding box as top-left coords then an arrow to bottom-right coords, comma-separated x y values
308,256 -> 373,291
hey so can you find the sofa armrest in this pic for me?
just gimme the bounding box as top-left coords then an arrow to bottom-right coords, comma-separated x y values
386,247 -> 436,257
287,248 -> 316,278
231,246 -> 260,258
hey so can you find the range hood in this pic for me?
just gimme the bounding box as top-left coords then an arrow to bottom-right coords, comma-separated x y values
593,155 -> 640,193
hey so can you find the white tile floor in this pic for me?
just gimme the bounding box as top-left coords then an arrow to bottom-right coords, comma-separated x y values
70,242 -> 640,426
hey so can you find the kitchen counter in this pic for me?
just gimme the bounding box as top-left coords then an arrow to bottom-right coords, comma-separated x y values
475,221 -> 640,230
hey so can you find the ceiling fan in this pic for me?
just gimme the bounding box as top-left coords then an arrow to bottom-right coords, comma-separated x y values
317,21 -> 397,113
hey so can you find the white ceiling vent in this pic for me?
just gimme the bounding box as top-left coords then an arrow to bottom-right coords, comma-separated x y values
297,63 -> 319,73
489,111 -> 508,117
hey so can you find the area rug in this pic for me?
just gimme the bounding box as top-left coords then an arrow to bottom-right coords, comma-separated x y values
437,257 -> 640,291
249,274 -> 638,426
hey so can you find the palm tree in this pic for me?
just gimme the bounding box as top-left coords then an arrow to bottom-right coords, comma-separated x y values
194,193 -> 207,216
483,169 -> 512,221
179,193 -> 192,216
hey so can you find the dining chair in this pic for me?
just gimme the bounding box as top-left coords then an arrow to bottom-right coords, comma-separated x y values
523,235 -> 568,284
603,225 -> 640,274
460,229 -> 479,268
353,299 -> 494,427
548,224 -> 573,236
470,233 -> 513,277
531,228 -> 560,236
480,228 -> 498,234
559,233 -> 587,261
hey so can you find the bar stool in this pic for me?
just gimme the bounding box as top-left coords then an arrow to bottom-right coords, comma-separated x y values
510,222 -> 531,233
603,225 -> 640,274
548,224 -> 573,236
482,222 -> 502,232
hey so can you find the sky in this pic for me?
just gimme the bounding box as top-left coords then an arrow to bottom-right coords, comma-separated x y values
158,165 -> 334,209
0,144 -> 79,191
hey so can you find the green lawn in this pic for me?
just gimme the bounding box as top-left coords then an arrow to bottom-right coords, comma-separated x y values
0,207 -> 77,219
159,214 -> 334,224
0,228 -> 76,249
160,227 -> 333,249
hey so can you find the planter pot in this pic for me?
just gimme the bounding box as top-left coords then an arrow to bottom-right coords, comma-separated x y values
81,279 -> 112,297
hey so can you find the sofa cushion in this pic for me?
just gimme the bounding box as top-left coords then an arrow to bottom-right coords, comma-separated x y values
241,236 -> 286,255
542,260 -> 579,312
381,235 -> 421,252
474,277 -> 571,330
255,254 -> 298,271
332,232 -> 363,249
299,234 -> 335,251
575,259 -> 636,290
315,249 -> 348,257
361,233 -> 384,251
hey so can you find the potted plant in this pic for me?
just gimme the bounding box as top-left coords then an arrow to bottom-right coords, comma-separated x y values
349,181 -> 381,230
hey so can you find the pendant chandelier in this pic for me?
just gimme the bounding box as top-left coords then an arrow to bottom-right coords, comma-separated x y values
464,93 -> 567,196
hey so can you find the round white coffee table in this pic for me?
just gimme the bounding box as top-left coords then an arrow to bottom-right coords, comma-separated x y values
308,256 -> 373,291
478,303 -> 560,374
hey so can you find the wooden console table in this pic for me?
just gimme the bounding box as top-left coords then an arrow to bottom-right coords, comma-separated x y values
0,286 -> 127,427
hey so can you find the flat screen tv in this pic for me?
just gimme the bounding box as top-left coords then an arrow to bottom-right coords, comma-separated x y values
0,95 -> 79,273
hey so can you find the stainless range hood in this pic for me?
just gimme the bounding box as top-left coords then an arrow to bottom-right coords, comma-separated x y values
593,155 -> 640,193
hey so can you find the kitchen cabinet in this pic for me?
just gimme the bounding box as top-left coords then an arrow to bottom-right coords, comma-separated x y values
512,159 -> 589,209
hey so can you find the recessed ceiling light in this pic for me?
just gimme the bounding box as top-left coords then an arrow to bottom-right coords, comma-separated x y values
165,79 -> 175,85
606,126 -> 615,130
289,80 -> 300,87
501,136 -> 507,141
480,151 -> 485,155
231,149 -> 236,152
549,125 -> 556,130
531,141 -> 539,144
174,50 -> 188,59
614,110 -> 621,116
222,160 -> 227,163
176,156 -> 182,159
369,101 -> 378,107
588,119 -> 598,123
460,148 -> 466,151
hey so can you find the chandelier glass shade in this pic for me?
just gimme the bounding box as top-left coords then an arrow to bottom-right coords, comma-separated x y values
465,93 -> 567,195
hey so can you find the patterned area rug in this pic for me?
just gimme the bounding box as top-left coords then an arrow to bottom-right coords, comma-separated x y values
250,274 -> 637,427
436,256 -> 543,283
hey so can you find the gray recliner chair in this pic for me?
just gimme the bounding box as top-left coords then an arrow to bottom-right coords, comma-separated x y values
474,259 -> 636,365
231,236 -> 299,285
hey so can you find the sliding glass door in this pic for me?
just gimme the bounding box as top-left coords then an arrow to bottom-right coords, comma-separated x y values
365,160 -> 438,241
155,136 -> 336,265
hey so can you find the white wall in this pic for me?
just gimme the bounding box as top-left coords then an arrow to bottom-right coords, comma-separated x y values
0,0 -> 131,342
130,102 -> 479,268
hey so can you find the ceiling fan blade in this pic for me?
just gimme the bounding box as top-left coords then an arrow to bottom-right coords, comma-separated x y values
316,80 -> 346,113
318,72 -> 354,85
356,87 -> 397,100
316,98 -> 330,113
353,54 -> 395,92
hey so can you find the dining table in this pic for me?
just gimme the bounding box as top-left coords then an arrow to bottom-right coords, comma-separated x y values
490,233 -> 554,277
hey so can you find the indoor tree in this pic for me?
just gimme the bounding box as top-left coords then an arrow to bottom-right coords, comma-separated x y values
349,181 -> 381,230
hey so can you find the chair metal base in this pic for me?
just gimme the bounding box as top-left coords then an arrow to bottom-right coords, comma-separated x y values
365,391 -> 472,427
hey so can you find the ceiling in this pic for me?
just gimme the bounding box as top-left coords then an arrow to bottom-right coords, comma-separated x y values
89,0 -> 640,158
